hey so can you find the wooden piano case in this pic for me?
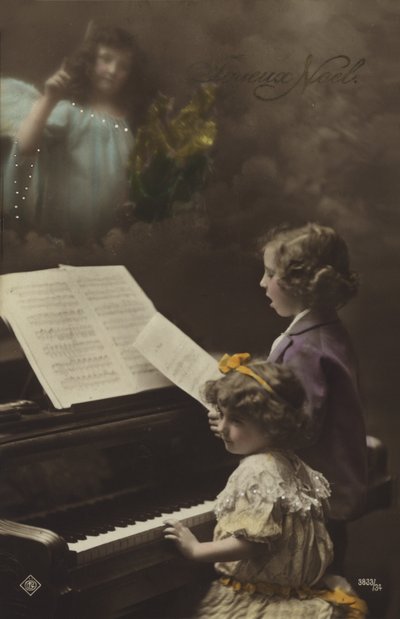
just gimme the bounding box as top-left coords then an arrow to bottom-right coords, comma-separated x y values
0,382 -> 236,618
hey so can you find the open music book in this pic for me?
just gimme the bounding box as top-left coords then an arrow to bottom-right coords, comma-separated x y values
0,264 -> 220,409
0,265 -> 173,409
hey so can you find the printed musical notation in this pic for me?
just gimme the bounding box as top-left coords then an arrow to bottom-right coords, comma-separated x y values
134,312 -> 219,404
0,266 -> 170,409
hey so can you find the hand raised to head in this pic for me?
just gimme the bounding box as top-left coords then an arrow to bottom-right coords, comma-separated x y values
207,407 -> 221,437
44,64 -> 72,102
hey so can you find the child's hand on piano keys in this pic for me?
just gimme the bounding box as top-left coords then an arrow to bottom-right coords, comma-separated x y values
207,407 -> 220,437
163,519 -> 200,560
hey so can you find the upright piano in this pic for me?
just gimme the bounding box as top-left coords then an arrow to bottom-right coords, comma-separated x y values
0,349 -> 236,619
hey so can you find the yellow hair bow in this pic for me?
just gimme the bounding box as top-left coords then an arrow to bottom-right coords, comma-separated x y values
218,353 -> 275,395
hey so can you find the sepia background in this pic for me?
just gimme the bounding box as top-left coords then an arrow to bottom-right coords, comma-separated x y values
1,1 -> 399,617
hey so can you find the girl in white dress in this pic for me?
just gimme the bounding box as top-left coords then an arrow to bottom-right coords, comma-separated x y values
164,354 -> 367,618
2,26 -> 142,244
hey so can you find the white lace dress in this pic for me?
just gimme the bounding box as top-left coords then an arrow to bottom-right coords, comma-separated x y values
1,78 -> 134,242
192,451 -> 336,619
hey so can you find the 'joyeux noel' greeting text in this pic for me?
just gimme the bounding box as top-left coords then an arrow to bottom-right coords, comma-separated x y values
188,54 -> 366,100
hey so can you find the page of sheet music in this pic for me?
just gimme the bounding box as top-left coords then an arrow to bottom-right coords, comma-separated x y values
0,266 -> 169,408
134,312 -> 220,405
61,265 -> 171,392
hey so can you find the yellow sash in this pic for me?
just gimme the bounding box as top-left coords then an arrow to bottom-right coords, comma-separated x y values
219,577 -> 368,618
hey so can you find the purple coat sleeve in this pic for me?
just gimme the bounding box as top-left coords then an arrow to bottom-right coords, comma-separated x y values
283,340 -> 329,446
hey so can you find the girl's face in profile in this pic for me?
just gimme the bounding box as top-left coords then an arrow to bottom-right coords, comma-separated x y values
217,407 -> 270,456
260,244 -> 305,317
92,45 -> 133,98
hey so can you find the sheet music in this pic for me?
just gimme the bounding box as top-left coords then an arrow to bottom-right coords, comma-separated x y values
134,312 -> 220,404
60,265 -> 170,393
0,266 -> 170,408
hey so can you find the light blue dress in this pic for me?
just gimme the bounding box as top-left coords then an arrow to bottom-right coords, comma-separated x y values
1,78 -> 134,242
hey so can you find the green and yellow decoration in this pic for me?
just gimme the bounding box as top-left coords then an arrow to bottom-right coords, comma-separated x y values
129,84 -> 217,222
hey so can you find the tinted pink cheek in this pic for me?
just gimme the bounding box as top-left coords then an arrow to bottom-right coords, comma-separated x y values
269,280 -> 279,295
97,62 -> 107,73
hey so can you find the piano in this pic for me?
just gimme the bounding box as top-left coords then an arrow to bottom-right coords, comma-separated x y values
0,348 -> 237,619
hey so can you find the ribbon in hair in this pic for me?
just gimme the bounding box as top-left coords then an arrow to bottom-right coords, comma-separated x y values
218,353 -> 275,395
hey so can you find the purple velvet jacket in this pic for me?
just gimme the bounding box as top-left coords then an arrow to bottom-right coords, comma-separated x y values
267,310 -> 368,521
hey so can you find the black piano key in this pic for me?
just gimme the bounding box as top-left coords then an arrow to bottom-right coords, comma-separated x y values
115,518 -> 136,526
67,533 -> 87,540
63,535 -> 84,543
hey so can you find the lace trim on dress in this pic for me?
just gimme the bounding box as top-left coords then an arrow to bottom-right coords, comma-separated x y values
214,452 -> 331,520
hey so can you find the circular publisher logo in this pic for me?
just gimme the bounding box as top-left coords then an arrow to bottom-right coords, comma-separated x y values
20,575 -> 42,596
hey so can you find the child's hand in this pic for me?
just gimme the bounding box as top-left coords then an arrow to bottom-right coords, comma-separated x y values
163,519 -> 200,559
207,407 -> 220,437
44,65 -> 72,102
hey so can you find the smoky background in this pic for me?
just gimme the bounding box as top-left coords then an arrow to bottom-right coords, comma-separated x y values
1,3 -> 399,615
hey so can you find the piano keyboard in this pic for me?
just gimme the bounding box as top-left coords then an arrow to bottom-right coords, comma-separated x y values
67,499 -> 215,565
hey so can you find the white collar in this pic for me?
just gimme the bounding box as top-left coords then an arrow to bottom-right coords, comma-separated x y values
284,308 -> 311,334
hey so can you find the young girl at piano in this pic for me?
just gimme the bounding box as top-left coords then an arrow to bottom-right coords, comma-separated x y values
209,223 -> 368,576
164,355 -> 367,618
2,25 -> 143,244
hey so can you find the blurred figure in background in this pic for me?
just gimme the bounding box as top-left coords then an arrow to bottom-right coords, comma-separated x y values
1,25 -> 147,244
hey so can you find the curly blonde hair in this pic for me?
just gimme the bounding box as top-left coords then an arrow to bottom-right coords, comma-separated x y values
264,223 -> 359,309
204,361 -> 307,449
